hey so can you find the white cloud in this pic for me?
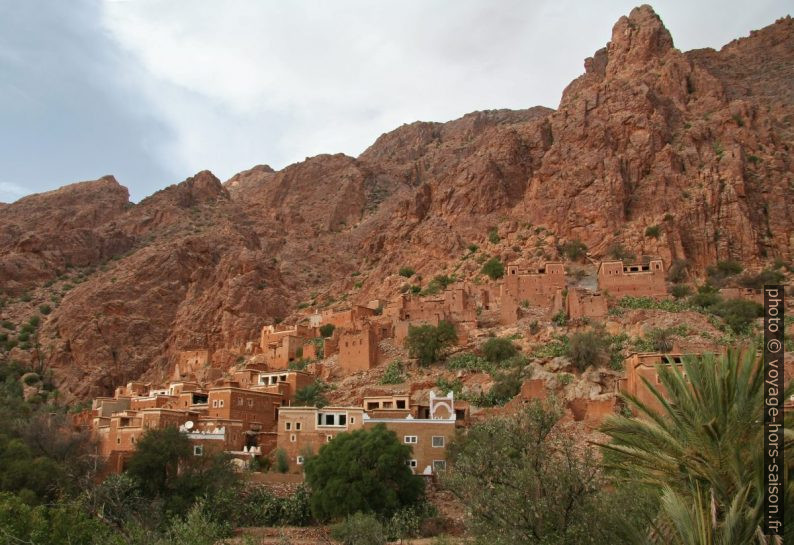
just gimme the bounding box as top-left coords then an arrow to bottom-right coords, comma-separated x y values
0,181 -> 28,202
95,0 -> 791,183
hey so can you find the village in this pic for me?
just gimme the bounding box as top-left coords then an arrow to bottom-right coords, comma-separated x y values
84,256 -> 771,481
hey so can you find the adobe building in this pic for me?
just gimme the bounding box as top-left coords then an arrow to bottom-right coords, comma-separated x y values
253,370 -> 314,402
597,259 -> 666,299
338,325 -> 380,373
566,288 -> 608,320
277,405 -> 366,470
504,261 -> 566,307
621,352 -> 696,416
309,305 -> 377,330
363,391 -> 457,476
260,324 -> 315,368
206,381 -> 283,435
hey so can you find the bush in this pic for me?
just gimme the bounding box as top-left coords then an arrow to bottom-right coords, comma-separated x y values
405,321 -> 457,366
488,228 -> 501,244
607,243 -> 635,261
38,305 -> 51,315
379,361 -> 405,385
398,267 -> 415,278
644,225 -> 661,238
319,323 -> 335,338
275,448 -> 289,473
467,244 -> 478,253
331,512 -> 386,545
473,369 -> 523,407
706,260 -> 743,286
670,284 -> 692,299
480,257 -> 505,280
689,284 -> 722,309
712,299 -> 763,333
567,331 -> 606,371
305,425 -> 424,520
481,337 -> 518,363
561,239 -> 587,261
647,327 -> 675,353
738,268 -> 785,290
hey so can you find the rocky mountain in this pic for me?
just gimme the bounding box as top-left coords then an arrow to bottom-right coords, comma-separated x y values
0,5 -> 791,399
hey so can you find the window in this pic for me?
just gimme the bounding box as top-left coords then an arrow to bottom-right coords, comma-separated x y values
247,399 -> 254,408
317,412 -> 347,427
237,397 -> 244,406
219,400 -> 224,408
116,437 -> 120,444
432,436 -> 445,448
296,422 -> 302,431
407,459 -> 417,468
290,434 -> 296,443
404,435 -> 418,444
326,435 -> 333,442
193,445 -> 204,456
396,400 -> 406,409
433,460 -> 446,471
297,456 -> 304,465
350,417 -> 355,424
285,422 -> 292,431
212,400 -> 218,408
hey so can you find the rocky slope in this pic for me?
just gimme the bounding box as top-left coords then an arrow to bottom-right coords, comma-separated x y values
0,5 -> 791,398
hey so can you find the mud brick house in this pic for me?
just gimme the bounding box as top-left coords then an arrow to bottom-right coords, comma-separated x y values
620,352 -> 698,415
566,288 -> 608,320
309,305 -> 377,330
206,381 -> 282,435
597,259 -> 666,299
253,370 -> 314,402
277,405 -> 366,469
260,324 -> 315,368
338,324 -> 380,372
500,261 -> 566,324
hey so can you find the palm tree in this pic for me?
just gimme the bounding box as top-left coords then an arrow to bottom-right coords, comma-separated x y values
599,349 -> 794,544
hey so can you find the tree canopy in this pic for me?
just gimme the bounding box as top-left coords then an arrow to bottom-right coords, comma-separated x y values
304,424 -> 424,521
405,320 -> 457,366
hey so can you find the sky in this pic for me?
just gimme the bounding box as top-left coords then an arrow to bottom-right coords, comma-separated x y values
0,0 -> 790,203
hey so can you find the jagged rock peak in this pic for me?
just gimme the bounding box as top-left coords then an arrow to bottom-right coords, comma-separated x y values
608,5 -> 674,67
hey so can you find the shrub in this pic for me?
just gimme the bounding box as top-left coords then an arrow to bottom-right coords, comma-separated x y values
20,293 -> 32,302
305,425 -> 424,520
467,244 -> 478,253
567,331 -> 606,371
405,321 -> 457,366
480,257 -> 505,280
398,267 -> 415,278
481,337 -> 518,363
647,327 -> 675,353
738,268 -> 785,290
331,512 -> 386,545
689,284 -> 722,309
38,304 -> 51,315
379,361 -> 405,385
712,299 -> 763,333
607,243 -> 635,261
644,225 -> 661,238
275,448 -> 290,473
561,239 -> 587,261
1,321 -> 13,330
706,260 -> 743,286
670,284 -> 692,299
473,369 -> 523,407
319,323 -> 336,338
488,228 -> 500,244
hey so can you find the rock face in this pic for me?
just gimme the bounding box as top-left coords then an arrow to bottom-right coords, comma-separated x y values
1,5 -> 792,398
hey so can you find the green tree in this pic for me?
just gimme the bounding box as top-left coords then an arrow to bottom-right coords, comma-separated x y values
405,321 -> 457,366
444,400 -> 654,544
331,512 -> 386,545
561,239 -> 588,261
319,323 -> 336,338
712,299 -> 763,333
567,331 -> 607,371
600,350 -> 794,544
304,424 -> 424,521
480,257 -> 505,280
275,448 -> 290,473
294,380 -> 330,407
126,427 -> 191,497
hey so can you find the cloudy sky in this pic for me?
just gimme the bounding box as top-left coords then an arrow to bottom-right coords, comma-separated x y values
0,0 -> 790,203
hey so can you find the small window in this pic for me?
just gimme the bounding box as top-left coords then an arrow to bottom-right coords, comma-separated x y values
407,459 -> 417,468
237,398 -> 244,406
290,434 -> 296,443
131,436 -> 135,444
404,436 -> 418,444
339,414 -> 347,426
350,417 -> 355,424
286,422 -> 292,431
432,436 -> 445,448
433,460 -> 446,471
248,399 -> 254,408
219,400 -> 225,408
193,445 -> 204,456
296,422 -> 302,431
396,400 -> 406,409
296,456 -> 304,465
326,435 -> 333,442
212,400 -> 218,408
116,437 -> 121,444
